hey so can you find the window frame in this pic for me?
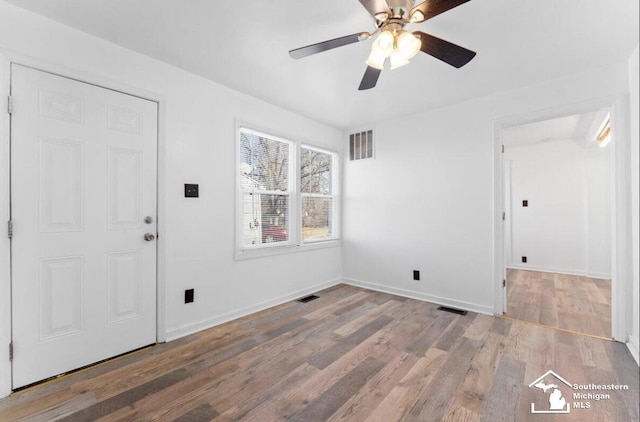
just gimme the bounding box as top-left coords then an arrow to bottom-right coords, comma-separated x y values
235,122 -> 340,260
300,144 -> 339,244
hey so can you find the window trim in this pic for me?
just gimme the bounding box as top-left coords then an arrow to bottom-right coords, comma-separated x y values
300,144 -> 340,244
234,121 -> 340,260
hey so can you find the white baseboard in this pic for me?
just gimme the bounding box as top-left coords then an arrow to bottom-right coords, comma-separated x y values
627,335 -> 639,365
165,278 -> 342,341
507,265 -> 611,279
342,278 -> 494,316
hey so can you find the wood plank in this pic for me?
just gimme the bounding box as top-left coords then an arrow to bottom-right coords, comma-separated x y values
0,284 -> 636,422
409,337 -> 481,421
506,269 -> 611,338
479,357 -> 525,422
405,312 -> 456,356
308,315 -> 393,369
172,404 -> 219,422
288,358 -> 385,421
57,368 -> 190,422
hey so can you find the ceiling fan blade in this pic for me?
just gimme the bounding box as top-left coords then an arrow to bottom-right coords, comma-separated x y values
357,0 -> 391,18
358,66 -> 382,90
414,31 -> 476,68
289,33 -> 370,59
410,0 -> 472,22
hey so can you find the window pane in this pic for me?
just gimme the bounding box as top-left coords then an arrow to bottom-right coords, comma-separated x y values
242,193 -> 289,246
240,130 -> 289,192
301,148 -> 332,195
302,197 -> 332,241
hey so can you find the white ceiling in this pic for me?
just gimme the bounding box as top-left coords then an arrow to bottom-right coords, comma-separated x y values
502,111 -> 601,148
6,0 -> 639,129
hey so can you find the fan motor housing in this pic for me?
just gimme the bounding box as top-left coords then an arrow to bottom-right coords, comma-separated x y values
387,0 -> 415,18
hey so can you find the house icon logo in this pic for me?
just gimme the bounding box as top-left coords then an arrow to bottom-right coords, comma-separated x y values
528,370 -> 572,414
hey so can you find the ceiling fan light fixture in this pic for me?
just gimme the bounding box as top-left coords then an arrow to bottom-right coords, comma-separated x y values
410,9 -> 425,23
374,12 -> 389,22
390,50 -> 410,70
397,31 -> 422,59
365,50 -> 386,70
372,30 -> 395,57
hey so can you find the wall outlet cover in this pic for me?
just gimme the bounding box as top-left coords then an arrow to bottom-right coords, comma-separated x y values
184,184 -> 199,198
185,288 -> 194,303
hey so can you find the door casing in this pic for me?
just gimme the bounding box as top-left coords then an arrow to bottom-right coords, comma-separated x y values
493,95 -> 634,344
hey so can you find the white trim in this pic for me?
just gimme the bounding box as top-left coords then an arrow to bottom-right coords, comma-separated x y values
343,278 -> 494,316
506,265 -> 611,280
610,95 -> 633,343
0,53 -> 12,398
493,96 -> 632,343
0,51 -> 168,397
166,277 -> 342,341
627,335 -> 639,365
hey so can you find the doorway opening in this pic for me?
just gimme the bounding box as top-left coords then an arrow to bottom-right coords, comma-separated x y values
501,109 -> 613,338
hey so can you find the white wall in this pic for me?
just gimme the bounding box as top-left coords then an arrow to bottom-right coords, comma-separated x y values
505,140 -> 611,277
0,1 -> 343,396
343,62 -> 630,316
628,44 -> 639,363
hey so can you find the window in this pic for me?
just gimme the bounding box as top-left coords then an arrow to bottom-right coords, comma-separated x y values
239,128 -> 292,248
237,126 -> 339,255
301,146 -> 336,242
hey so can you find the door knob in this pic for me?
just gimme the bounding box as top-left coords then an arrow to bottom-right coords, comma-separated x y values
144,233 -> 156,241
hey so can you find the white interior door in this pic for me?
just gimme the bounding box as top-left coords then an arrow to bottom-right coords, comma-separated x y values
10,64 -> 158,389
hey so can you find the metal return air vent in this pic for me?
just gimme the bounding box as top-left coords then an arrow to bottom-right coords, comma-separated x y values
437,306 -> 467,315
349,130 -> 374,161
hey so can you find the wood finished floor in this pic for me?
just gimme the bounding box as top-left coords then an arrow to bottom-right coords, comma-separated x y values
1,284 -> 637,422
506,269 -> 612,338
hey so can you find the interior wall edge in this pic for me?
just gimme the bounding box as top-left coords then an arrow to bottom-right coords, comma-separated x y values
343,278 -> 495,316
165,277 -> 343,342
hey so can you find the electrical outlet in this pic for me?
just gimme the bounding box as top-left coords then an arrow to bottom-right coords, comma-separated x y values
522,256 -> 527,263
185,289 -> 194,303
522,200 -> 528,207
413,270 -> 420,281
184,184 -> 199,198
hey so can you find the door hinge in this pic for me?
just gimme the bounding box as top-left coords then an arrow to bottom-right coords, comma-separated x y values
7,96 -> 13,115
501,144 -> 505,153
503,279 -> 506,288
9,342 -> 13,361
502,212 -> 506,221
7,220 -> 12,239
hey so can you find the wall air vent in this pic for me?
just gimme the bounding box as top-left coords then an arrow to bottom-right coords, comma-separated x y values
437,306 -> 468,315
349,130 -> 374,161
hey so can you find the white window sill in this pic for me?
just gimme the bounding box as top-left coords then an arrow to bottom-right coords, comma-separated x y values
234,238 -> 341,261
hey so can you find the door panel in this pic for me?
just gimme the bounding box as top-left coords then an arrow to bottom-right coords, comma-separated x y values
11,64 -> 158,388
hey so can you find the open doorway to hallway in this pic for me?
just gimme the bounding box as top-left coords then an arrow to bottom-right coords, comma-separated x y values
502,109 -> 613,338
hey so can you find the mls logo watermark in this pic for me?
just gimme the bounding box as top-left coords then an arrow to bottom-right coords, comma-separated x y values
528,370 -> 572,414
528,369 -> 630,415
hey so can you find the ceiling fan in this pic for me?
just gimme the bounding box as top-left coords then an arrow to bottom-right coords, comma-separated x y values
289,0 -> 476,90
